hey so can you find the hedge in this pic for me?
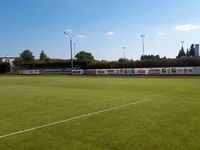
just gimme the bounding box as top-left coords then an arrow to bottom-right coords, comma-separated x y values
15,57 -> 200,70
16,60 -> 88,69
0,63 -> 10,73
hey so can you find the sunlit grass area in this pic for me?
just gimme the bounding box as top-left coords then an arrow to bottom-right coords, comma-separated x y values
0,76 -> 200,150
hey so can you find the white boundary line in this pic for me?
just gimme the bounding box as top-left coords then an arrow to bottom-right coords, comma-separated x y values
0,98 -> 154,140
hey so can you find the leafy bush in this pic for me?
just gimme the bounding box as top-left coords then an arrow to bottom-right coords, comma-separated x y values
0,63 -> 10,73
14,57 -> 200,70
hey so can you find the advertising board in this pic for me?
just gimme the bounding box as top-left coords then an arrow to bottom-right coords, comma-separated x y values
96,69 -> 135,75
192,67 -> 200,74
161,68 -> 177,74
72,67 -> 200,76
96,69 -> 108,75
149,68 -> 161,75
135,68 -> 148,75
72,70 -> 84,75
18,70 -> 40,75
86,69 -> 96,75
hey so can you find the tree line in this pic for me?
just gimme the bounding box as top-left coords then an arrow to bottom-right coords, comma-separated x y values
14,50 -> 48,65
177,44 -> 196,58
12,49 -> 200,69
0,47 -> 197,72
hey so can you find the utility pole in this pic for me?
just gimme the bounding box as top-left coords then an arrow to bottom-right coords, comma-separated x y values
64,32 -> 73,71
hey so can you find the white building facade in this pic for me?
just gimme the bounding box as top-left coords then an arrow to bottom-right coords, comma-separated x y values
0,57 -> 16,66
0,56 -> 17,72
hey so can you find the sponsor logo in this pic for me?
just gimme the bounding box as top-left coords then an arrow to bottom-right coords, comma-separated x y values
149,69 -> 160,74
162,68 -> 176,74
107,69 -> 115,73
135,69 -> 146,74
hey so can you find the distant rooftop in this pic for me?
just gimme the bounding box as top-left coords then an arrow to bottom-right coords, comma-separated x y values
0,56 -> 18,59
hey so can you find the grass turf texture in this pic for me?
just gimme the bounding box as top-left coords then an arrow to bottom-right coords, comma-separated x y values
0,76 -> 200,150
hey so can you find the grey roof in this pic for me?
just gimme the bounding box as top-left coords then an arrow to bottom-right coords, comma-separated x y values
0,57 -> 18,59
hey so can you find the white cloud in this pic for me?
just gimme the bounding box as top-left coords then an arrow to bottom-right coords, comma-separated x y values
157,32 -> 164,36
174,24 -> 200,31
77,35 -> 86,39
106,31 -> 115,36
65,29 -> 73,33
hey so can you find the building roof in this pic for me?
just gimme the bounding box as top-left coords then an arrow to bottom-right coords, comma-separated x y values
0,56 -> 18,59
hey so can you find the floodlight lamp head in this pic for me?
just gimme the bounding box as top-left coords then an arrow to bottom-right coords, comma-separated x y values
64,31 -> 72,38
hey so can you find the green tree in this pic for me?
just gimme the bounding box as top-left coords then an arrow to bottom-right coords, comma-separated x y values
141,54 -> 160,60
189,44 -> 195,57
0,62 -> 10,73
40,50 -> 48,61
20,50 -> 35,62
75,51 -> 94,62
177,47 -> 186,58
118,58 -> 129,62
186,49 -> 190,57
13,57 -> 24,66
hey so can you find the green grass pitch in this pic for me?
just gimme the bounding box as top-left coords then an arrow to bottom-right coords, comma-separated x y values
0,76 -> 200,150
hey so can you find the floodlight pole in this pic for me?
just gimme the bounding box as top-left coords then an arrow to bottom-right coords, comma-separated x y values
64,32 -> 73,70
122,47 -> 126,59
141,34 -> 145,56
73,42 -> 76,58
181,41 -> 184,48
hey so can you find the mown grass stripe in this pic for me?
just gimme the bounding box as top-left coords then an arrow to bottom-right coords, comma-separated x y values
0,98 -> 154,140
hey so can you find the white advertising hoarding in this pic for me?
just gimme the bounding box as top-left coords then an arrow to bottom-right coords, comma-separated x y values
18,70 -> 40,75
73,67 -> 200,75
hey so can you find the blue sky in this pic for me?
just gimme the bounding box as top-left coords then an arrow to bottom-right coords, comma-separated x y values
0,0 -> 200,60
